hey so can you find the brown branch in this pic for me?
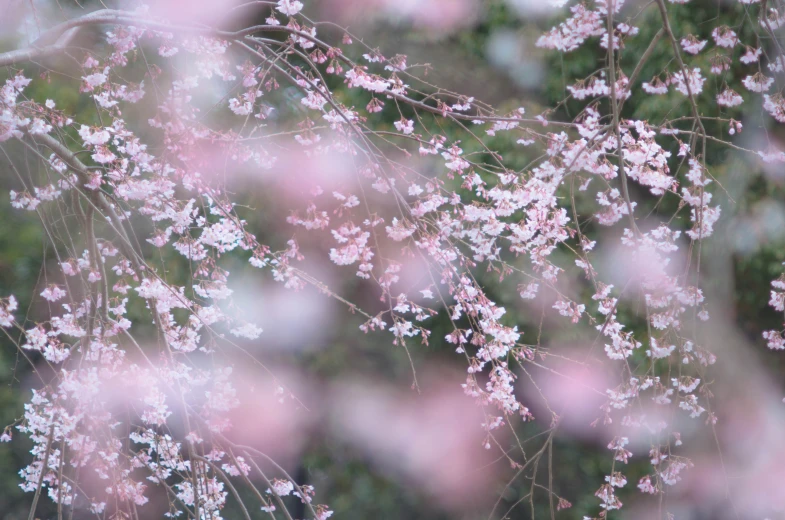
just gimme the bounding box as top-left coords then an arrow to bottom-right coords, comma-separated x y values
607,0 -> 639,234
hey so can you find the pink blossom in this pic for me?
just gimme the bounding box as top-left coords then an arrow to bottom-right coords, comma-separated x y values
711,25 -> 738,47
40,285 -> 66,302
680,35 -> 706,54
276,0 -> 303,16
742,73 -> 774,93
717,88 -> 743,107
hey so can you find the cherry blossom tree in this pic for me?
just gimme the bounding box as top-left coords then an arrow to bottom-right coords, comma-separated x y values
1,0 -> 785,518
